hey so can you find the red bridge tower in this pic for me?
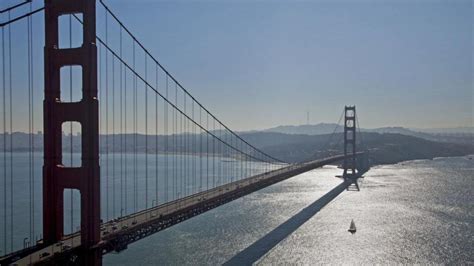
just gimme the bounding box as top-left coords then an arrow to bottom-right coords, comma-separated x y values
43,0 -> 100,259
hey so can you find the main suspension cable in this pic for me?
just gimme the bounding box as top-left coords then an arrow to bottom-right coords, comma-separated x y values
95,1 -> 286,164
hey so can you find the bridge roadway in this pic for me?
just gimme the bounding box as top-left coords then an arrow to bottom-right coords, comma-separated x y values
3,153 -> 363,265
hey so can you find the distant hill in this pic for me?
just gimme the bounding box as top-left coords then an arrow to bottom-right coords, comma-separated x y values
1,130 -> 473,165
264,123 -> 342,135
240,131 -> 474,164
410,127 -> 474,134
261,124 -> 473,144
263,123 -> 429,136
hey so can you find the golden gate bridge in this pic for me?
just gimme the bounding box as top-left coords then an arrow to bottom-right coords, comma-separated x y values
0,1 -> 368,264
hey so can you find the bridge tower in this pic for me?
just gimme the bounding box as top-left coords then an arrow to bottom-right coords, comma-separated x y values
43,0 -> 100,259
343,106 -> 357,178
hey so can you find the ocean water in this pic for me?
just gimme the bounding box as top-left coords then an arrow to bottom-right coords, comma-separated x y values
1,154 -> 472,264
0,152 -> 275,254
102,156 -> 473,265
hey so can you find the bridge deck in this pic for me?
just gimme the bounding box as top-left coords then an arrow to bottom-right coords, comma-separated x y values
2,153 -> 363,265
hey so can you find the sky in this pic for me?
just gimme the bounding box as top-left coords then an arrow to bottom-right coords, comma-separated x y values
1,0 -> 473,132
98,0 -> 472,131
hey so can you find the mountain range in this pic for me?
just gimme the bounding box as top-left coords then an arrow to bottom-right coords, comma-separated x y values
1,127 -> 473,165
262,123 -> 473,144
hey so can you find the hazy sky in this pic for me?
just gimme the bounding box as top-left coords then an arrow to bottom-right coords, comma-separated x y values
2,0 -> 473,132
98,0 -> 472,131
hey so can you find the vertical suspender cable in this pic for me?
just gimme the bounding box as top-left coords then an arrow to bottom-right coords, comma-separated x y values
220,125 -> 222,186
178,87 -> 181,200
181,93 -> 183,197
172,84 -> 175,201
240,141 -> 243,181
229,133 -> 234,183
183,94 -> 186,196
189,99 -> 192,194
119,27 -> 123,218
112,55 -> 116,218
27,6 -> 32,247
238,140 -> 241,181
8,10 -> 13,252
229,131 -> 233,183
119,27 -> 124,217
180,87 -> 183,198
105,10 -> 109,222
124,66 -> 128,214
188,100 -> 190,195
190,101 -> 196,193
218,127 -> 221,185
31,2 -> 35,244
239,140 -> 242,181
230,134 -> 233,182
145,54 -> 148,211
172,82 -> 175,201
173,86 -> 176,202
217,125 -> 221,186
248,146 -> 251,177
190,101 -> 192,194
165,76 -> 168,204
2,24 -> 7,256
185,96 -> 187,196
206,113 -> 209,191
98,42 -> 102,220
135,51 -> 138,212
132,41 -> 137,213
234,136 -> 237,181
213,119 -> 215,189
186,99 -> 189,195
26,3 -> 36,247
225,130 -> 227,184
229,131 -> 231,182
155,64 -> 158,206
199,107 -> 202,192
174,83 -> 177,201
244,145 -> 247,179
188,103 -> 190,194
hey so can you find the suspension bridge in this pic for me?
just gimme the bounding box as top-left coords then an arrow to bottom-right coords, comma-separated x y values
0,1 -> 368,265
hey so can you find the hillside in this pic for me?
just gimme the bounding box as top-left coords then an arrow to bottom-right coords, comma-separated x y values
241,132 -> 474,164
262,124 -> 473,144
1,131 -> 472,165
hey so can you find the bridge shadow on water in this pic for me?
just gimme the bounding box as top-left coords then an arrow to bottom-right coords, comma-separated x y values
224,177 -> 360,266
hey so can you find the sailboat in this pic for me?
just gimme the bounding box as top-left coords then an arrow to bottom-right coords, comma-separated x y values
348,219 -> 356,234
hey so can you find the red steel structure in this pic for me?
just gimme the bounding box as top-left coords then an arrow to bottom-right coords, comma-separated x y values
43,0 -> 100,253
0,0 -> 369,263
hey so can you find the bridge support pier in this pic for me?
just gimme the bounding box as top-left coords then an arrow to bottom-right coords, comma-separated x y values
43,0 -> 101,264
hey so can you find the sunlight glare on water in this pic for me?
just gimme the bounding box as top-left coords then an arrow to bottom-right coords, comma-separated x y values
104,156 -> 473,265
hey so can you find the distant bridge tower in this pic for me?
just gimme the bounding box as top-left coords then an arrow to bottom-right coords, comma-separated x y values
343,106 -> 356,178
